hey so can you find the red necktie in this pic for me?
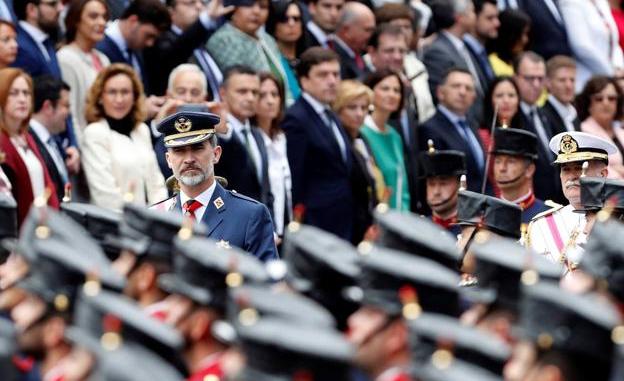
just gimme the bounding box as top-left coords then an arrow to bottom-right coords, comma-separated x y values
354,54 -> 365,70
182,199 -> 202,220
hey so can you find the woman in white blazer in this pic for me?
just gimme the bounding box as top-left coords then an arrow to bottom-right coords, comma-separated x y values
82,63 -> 166,211
58,0 -> 110,142
560,0 -> 624,92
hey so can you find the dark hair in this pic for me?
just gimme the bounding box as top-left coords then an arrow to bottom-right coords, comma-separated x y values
121,0 -> 171,32
487,9 -> 531,63
64,0 -> 109,43
0,20 -> 16,32
482,76 -> 523,129
266,0 -> 307,56
221,65 -> 259,88
512,51 -> 544,74
375,3 -> 414,24
368,23 -> 406,49
472,0 -> 497,14
33,75 -> 70,113
441,67 -> 473,85
255,72 -> 286,138
296,47 -> 339,78
364,68 -> 405,112
430,0 -> 456,30
576,75 -> 624,122
15,1 -> 40,21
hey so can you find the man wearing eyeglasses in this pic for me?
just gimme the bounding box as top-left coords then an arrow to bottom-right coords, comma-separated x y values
514,51 -> 565,204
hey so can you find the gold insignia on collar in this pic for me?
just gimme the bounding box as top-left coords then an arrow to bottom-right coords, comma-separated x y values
216,239 -> 231,249
174,116 -> 192,133
560,134 -> 578,154
214,197 -> 224,209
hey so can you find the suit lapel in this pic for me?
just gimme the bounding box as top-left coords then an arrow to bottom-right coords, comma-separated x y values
300,98 -> 346,166
200,183 -> 227,235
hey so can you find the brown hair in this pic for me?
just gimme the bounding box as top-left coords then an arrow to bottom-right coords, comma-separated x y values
85,63 -> 146,124
0,20 -> 16,33
296,47 -> 339,78
64,0 -> 109,43
375,3 -> 414,25
576,75 -> 624,122
0,68 -> 33,134
257,72 -> 285,139
546,55 -> 576,78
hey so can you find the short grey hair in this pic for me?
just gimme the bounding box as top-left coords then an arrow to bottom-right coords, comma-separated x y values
453,0 -> 471,14
337,2 -> 371,28
167,63 -> 207,95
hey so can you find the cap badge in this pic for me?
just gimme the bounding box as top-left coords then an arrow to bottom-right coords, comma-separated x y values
560,134 -> 578,154
214,197 -> 224,209
174,116 -> 192,133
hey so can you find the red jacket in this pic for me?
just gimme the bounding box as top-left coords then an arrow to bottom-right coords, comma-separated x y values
0,130 -> 59,227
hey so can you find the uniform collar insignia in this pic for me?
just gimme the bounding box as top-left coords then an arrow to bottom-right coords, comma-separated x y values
214,197 -> 224,209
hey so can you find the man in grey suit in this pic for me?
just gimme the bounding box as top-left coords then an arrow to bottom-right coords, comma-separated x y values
423,0 -> 485,123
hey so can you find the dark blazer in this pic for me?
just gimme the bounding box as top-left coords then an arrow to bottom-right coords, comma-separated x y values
0,131 -> 59,227
164,182 -> 278,261
96,34 -> 150,93
349,137 -> 378,245
1,0 -> 15,22
216,124 -> 273,211
29,128 -> 65,202
418,110 -> 487,193
517,0 -> 572,60
389,112 -> 424,213
519,108 -> 566,204
282,96 -> 354,240
12,24 -> 61,78
143,20 -> 214,96
331,39 -> 364,80
541,99 -> 580,134
421,33 -> 484,123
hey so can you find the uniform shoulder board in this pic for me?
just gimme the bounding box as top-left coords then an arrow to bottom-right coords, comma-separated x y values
228,190 -> 260,204
530,200 -> 565,221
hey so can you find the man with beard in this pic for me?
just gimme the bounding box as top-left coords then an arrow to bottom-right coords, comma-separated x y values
152,110 -> 278,261
527,131 -> 616,270
491,127 -> 549,224
420,142 -> 466,237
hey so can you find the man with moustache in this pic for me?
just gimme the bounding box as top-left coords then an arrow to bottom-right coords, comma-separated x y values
152,110 -> 278,261
420,141 -> 466,237
491,127 -> 549,224
527,131 -> 617,270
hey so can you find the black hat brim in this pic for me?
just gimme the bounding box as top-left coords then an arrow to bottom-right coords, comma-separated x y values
158,273 -> 212,306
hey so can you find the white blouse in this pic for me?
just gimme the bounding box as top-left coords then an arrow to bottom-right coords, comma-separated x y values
11,136 -> 45,199
81,119 -> 167,211
260,130 -> 292,235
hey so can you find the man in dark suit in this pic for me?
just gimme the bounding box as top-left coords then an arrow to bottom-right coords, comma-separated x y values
423,0 -> 485,123
0,0 -> 15,22
330,1 -> 375,80
517,0 -> 572,60
154,111 -> 278,261
419,68 -> 488,194
12,0 -> 80,172
463,0 -> 498,90
514,51 -> 565,204
542,55 -> 580,134
143,0 -> 230,97
96,0 -> 170,95
216,65 -> 273,212
282,47 -> 353,240
304,0 -> 344,48
29,75 -> 72,202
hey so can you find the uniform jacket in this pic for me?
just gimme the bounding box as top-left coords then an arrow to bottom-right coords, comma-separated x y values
282,95 -> 354,240
151,182 -> 278,262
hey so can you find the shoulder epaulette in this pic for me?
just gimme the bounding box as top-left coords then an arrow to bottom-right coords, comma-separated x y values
228,189 -> 260,204
530,201 -> 565,221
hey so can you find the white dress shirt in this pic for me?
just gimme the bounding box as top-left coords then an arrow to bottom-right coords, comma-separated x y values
260,130 -> 292,235
105,20 -> 142,78
179,179 -> 216,222
547,95 -> 578,132
29,119 -> 69,183
306,21 -> 330,48
11,136 -> 45,199
223,114 -> 263,181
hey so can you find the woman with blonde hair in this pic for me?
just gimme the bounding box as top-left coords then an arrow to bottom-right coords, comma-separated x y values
0,68 -> 59,226
333,79 -> 384,244
82,63 -> 166,210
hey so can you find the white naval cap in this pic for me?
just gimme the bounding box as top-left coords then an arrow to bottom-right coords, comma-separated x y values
549,131 -> 618,164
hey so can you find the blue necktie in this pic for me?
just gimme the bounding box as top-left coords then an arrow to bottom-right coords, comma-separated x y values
457,119 -> 484,170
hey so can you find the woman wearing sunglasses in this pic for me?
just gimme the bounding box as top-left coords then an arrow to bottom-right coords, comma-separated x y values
577,75 -> 624,178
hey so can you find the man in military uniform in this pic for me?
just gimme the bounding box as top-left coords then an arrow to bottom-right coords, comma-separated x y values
420,140 -> 466,237
491,127 -> 549,223
527,131 -> 617,270
152,110 -> 278,261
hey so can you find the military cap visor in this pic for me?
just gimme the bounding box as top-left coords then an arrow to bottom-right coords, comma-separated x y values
157,111 -> 220,148
549,131 -> 617,164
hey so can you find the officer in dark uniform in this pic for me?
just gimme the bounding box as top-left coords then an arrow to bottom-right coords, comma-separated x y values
344,244 -> 462,381
419,140 -> 467,237
491,127 -> 549,224
153,111 -> 278,262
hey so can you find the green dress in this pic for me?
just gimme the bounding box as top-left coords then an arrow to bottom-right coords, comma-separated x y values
360,120 -> 410,211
